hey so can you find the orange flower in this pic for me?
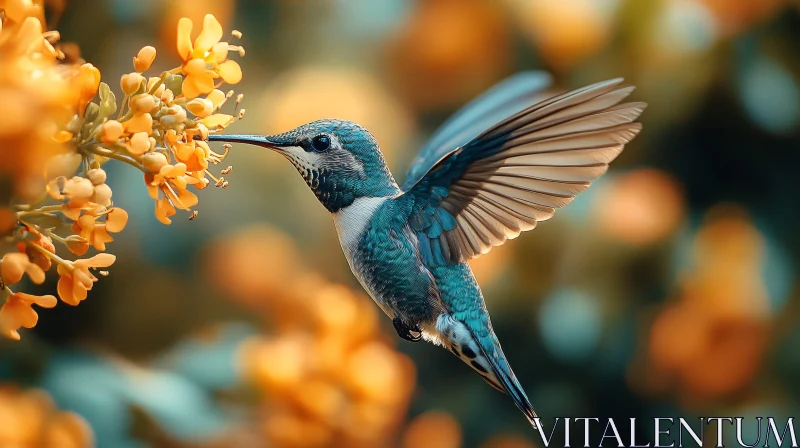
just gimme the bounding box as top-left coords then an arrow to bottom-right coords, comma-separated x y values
165,129 -> 208,171
1,253 -> 45,285
56,253 -> 115,306
16,226 -> 55,271
0,386 -> 94,446
145,163 -> 201,224
71,207 -> 128,252
49,176 -> 114,219
0,292 -> 57,340
176,14 -> 242,98
48,176 -> 93,210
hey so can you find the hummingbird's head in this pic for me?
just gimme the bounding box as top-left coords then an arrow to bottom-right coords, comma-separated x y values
209,119 -> 399,212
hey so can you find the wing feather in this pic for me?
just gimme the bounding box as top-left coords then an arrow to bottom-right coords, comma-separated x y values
405,78 -> 645,264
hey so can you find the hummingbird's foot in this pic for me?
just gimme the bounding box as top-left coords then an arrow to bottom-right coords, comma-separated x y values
393,317 -> 422,342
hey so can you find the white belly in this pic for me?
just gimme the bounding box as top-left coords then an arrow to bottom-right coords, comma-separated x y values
331,196 -> 395,317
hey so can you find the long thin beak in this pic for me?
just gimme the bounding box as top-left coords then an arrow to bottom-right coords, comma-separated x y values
206,134 -> 284,151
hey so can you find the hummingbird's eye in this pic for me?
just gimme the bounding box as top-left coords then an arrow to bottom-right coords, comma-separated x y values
311,134 -> 331,152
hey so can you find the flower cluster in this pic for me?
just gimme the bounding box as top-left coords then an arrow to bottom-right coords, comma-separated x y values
0,1 -> 245,340
239,283 -> 416,447
0,385 -> 93,448
640,205 -> 770,402
205,225 -> 416,447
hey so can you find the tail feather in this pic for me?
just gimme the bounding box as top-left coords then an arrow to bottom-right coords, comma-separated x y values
433,314 -> 538,428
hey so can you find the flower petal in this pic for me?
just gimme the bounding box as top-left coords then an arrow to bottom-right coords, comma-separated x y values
58,275 -> 77,306
186,98 -> 213,117
184,58 -> 207,76
1,253 -> 28,284
211,42 -> 229,63
124,113 -> 153,135
182,73 -> 215,99
206,89 -> 226,108
71,275 -> 88,303
17,293 -> 58,309
217,60 -> 242,84
177,18 -> 194,60
25,264 -> 46,285
194,14 -> 223,52
177,188 -> 199,208
82,253 -> 116,269
200,114 -> 234,129
106,208 -> 128,233
155,198 -> 176,225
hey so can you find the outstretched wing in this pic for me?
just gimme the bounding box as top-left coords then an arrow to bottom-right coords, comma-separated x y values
403,78 -> 646,266
401,71 -> 553,190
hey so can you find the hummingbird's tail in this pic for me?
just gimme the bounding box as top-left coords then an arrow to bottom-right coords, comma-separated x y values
432,314 -> 538,428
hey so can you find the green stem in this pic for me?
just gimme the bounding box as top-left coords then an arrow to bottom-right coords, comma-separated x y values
29,241 -> 72,270
17,205 -> 62,217
117,94 -> 129,120
84,145 -> 147,173
43,229 -> 68,244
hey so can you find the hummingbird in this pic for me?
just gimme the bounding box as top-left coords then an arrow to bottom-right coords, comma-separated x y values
208,73 -> 645,427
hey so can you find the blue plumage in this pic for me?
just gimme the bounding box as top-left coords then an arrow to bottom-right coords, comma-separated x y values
208,72 -> 647,428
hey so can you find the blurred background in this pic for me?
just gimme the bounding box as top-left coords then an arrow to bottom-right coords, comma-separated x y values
2,0 -> 800,446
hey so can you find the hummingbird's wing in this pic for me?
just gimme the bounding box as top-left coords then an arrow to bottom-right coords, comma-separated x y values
401,78 -> 646,265
401,71 -> 553,190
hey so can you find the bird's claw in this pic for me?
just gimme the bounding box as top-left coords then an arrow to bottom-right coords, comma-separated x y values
393,317 -> 422,342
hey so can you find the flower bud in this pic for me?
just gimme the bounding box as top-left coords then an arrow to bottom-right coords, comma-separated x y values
166,105 -> 187,123
160,89 -> 174,104
164,74 -> 183,95
64,177 -> 94,201
143,152 -> 169,173
129,132 -> 151,155
86,168 -> 107,186
120,73 -> 143,95
147,77 -> 166,97
130,93 -> 156,114
100,120 -> 124,144
133,46 -> 156,72
93,183 -> 113,206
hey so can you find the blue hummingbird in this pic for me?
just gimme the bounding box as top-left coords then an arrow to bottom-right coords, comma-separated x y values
208,73 -> 646,427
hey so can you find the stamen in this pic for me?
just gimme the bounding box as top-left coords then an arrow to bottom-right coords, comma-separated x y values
205,170 -> 220,183
162,183 -> 186,209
